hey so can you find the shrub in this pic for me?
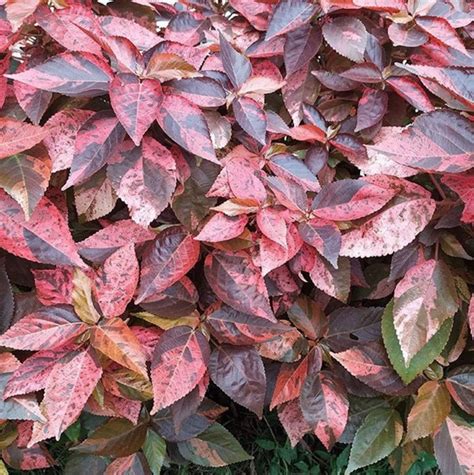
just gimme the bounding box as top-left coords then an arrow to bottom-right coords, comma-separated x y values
0,0 -> 472,473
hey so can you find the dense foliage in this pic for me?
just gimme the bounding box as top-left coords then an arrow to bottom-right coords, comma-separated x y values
0,0 -> 472,473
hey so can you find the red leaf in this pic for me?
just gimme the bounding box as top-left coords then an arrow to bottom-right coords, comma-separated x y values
266,0 -> 318,41
0,191 -> 85,267
6,52 -> 113,96
219,33 -> 252,89
312,178 -> 396,221
205,302 -> 291,346
4,344 -> 77,398
268,153 -> 319,191
386,76 -> 434,113
195,213 -> 248,242
64,110 -> 126,188
299,218 -> 341,268
415,16 -> 468,55
110,74 -> 163,146
35,6 -> 101,55
13,53 -> 52,124
99,15 -> 160,52
278,399 -> 311,447
204,250 -> 275,321
271,346 -> 321,409
29,347 -> 102,444
300,370 -> 348,450
209,345 -> 266,416
355,88 -> 388,132
322,17 -> 368,63
78,219 -> 156,263
0,118 -> 50,159
366,110 -> 474,173
0,306 -> 87,351
256,207 -> 288,248
340,198 -> 436,258
340,63 -> 382,83
156,94 -> 217,164
136,226 -> 200,303
43,109 -> 94,172
164,77 -> 226,108
108,137 -> 177,226
94,243 -> 139,318
442,172 -> 474,224
284,25 -> 322,76
331,341 -> 413,395
150,326 -> 210,413
232,96 -> 267,146
310,253 -> 351,302
399,64 -> 473,109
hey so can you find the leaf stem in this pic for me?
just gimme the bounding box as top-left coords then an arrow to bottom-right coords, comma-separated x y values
429,174 -> 447,200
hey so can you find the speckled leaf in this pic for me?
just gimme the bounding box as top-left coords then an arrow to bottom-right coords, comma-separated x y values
219,33 -> 252,89
278,399 -> 312,447
204,250 -> 275,321
0,306 -> 87,351
136,226 -> 200,303
331,341 -> 410,395
434,415 -> 474,475
340,198 -> 436,258
0,191 -> 85,267
382,299 -> 453,384
266,0 -> 318,41
0,118 -> 49,159
156,94 -> 217,163
209,345 -> 266,417
393,259 -> 459,365
94,243 -> 139,318
322,17 -> 368,63
110,74 -> 162,146
90,318 -> 148,377
78,219 -> 155,263
271,346 -> 321,409
366,111 -> 474,173
310,253 -> 350,302
312,178 -> 396,221
43,109 -> 94,172
195,213 -> 247,242
29,347 -> 102,444
299,218 -> 341,267
232,96 -> 267,146
4,344 -> 75,401
300,370 -> 348,450
355,88 -> 388,132
108,137 -> 176,227
346,408 -> 403,474
6,52 -> 113,96
442,172 -> 474,224
64,110 -> 126,188
150,326 -> 210,413
284,25 -> 322,76
205,302 -> 291,346
415,17 -> 468,55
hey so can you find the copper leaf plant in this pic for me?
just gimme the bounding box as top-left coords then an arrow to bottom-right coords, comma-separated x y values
0,0 -> 472,473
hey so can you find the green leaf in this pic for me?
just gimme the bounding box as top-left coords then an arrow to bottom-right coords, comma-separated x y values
346,408 -> 403,474
143,429 -> 166,475
382,299 -> 453,384
178,422 -> 252,467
